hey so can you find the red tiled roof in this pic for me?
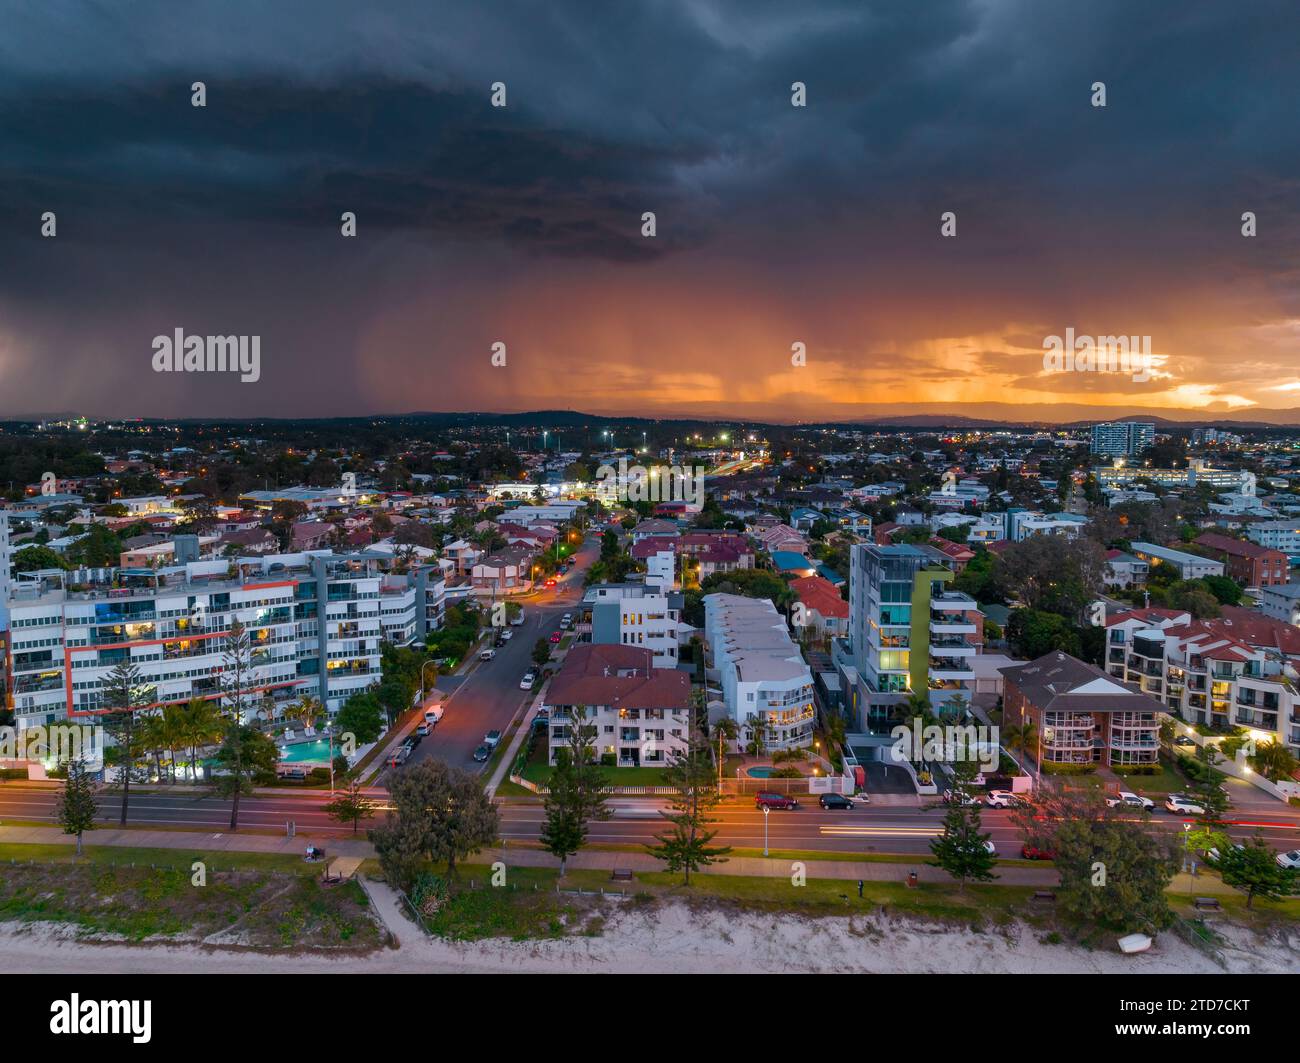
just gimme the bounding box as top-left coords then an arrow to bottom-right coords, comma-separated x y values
1194,532 -> 1284,560
789,575 -> 849,619
547,644 -> 690,711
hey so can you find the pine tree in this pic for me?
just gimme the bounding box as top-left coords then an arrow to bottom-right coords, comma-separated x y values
1216,835 -> 1298,908
539,705 -> 610,875
928,760 -> 997,890
56,757 -> 98,856
647,738 -> 732,884
101,660 -> 145,826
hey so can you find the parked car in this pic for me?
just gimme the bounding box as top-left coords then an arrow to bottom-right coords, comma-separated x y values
423,705 -> 444,725
755,792 -> 799,810
499,629 -> 513,641
1205,844 -> 1244,865
404,731 -> 422,748
942,788 -> 978,807
387,746 -> 411,768
510,610 -> 525,626
1275,850 -> 1300,869
520,672 -> 536,689
818,793 -> 854,810
1165,794 -> 1206,816
983,840 -> 998,857
416,721 -> 435,737
479,648 -> 496,661
1173,735 -> 1196,747
549,631 -> 562,643
1020,844 -> 1057,861
1105,791 -> 1155,811
483,729 -> 502,749
472,744 -> 491,763
986,790 -> 1023,809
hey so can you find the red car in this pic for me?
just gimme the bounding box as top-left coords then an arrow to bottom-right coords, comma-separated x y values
755,792 -> 799,811
544,578 -> 557,588
549,630 -> 562,643
1020,844 -> 1058,861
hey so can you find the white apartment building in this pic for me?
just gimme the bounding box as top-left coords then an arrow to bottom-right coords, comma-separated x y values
1129,542 -> 1224,580
703,593 -> 815,751
3,550 -> 441,733
544,644 -> 692,768
1259,583 -> 1300,627
1247,520 -> 1300,557
585,582 -> 687,668
1106,615 -> 1300,757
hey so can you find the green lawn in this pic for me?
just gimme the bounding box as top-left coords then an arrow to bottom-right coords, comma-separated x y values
0,844 -> 382,947
411,861 -> 1039,936
520,762 -> 671,787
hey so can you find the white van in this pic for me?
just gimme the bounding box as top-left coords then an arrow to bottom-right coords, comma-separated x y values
423,704 -> 444,725
479,648 -> 496,662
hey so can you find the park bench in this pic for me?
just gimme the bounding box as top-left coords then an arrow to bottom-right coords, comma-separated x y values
610,869 -> 634,882
1193,896 -> 1222,912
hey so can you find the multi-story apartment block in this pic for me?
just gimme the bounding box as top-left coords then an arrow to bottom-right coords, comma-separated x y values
703,593 -> 815,751
1105,611 -> 1300,757
1246,519 -> 1300,560
1192,532 -> 1290,588
2,550 -> 439,733
545,644 -> 691,767
1090,421 -> 1155,457
585,582 -> 686,668
841,543 -> 982,728
1002,651 -> 1163,768
1260,583 -> 1300,627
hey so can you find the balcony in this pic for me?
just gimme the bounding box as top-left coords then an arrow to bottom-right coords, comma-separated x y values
929,615 -> 976,635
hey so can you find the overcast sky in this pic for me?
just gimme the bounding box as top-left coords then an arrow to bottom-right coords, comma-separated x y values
0,0 -> 1297,422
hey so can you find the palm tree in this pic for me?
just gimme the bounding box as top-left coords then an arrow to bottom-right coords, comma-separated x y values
1249,739 -> 1298,783
136,712 -> 167,783
1002,720 -> 1039,769
181,696 -> 224,782
158,701 -> 189,782
289,695 -> 323,732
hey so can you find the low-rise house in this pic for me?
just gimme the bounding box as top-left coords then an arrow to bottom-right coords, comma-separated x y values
789,575 -> 849,638
1104,549 -> 1149,589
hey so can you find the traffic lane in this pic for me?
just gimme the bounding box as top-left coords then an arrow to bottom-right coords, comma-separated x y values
0,788 -> 352,832
497,800 -> 1300,855
400,605 -> 565,774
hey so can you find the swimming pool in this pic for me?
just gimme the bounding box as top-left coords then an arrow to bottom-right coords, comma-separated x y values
746,766 -> 775,778
278,739 -> 332,764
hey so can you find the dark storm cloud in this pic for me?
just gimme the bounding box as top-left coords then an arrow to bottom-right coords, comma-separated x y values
0,0 -> 1296,418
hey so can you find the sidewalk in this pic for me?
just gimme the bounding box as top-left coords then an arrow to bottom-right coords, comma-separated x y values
0,824 -> 373,857
0,823 -> 1064,887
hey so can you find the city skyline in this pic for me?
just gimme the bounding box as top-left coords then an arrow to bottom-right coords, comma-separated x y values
0,1 -> 1297,423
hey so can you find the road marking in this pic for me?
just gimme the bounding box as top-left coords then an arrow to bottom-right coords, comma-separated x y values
819,825 -> 941,838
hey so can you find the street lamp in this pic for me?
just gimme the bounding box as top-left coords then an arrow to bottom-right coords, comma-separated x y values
419,659 -> 438,708
762,806 -> 770,857
327,724 -> 336,796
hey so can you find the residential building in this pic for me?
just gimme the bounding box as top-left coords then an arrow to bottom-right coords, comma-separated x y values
1,551 -> 404,732
1090,421 -> 1155,457
1001,651 -> 1163,768
1129,542 -> 1225,580
1193,532 -> 1289,588
470,543 -> 536,595
544,644 -> 691,767
789,575 -> 849,638
1246,519 -> 1300,560
1105,610 -> 1300,756
1260,583 -> 1300,627
585,582 -> 687,668
1104,549 -> 1149,589
841,542 -> 982,727
703,593 -> 815,751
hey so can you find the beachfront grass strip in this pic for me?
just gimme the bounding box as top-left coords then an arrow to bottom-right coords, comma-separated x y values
0,844 -> 383,948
